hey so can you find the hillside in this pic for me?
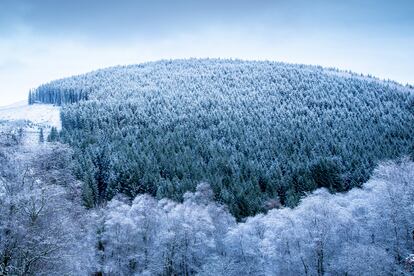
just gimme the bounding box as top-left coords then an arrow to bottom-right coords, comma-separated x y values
0,101 -> 61,147
0,101 -> 61,129
29,59 -> 414,218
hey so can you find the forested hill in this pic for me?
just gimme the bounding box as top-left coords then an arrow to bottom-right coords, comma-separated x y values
29,59 -> 414,218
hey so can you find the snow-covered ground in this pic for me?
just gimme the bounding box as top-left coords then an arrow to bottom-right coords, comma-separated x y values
0,101 -> 61,147
0,101 -> 61,129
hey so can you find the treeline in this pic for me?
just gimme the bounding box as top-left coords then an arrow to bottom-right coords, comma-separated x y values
28,85 -> 89,105
33,59 -> 414,218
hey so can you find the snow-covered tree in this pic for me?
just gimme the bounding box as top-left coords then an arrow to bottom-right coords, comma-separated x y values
31,59 -> 413,218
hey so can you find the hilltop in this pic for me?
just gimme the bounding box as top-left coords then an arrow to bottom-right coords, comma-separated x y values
29,59 -> 414,217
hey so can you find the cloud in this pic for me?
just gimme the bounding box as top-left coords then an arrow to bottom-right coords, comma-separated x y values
2,0 -> 413,40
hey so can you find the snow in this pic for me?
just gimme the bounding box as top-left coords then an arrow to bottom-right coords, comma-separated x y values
0,101 -> 61,129
0,101 -> 61,147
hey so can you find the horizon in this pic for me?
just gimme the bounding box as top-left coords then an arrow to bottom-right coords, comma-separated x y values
1,0 -> 413,105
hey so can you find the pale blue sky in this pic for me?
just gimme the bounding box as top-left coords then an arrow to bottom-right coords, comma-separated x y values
0,0 -> 413,105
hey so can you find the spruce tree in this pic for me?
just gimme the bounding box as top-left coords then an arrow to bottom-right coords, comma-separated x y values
47,127 -> 59,142
28,91 -> 32,105
39,128 -> 44,143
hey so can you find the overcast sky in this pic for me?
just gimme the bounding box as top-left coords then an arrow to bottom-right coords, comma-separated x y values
0,0 -> 413,105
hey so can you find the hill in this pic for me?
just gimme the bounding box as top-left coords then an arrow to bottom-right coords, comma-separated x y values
29,59 -> 414,218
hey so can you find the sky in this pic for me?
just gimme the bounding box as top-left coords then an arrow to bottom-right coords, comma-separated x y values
0,0 -> 413,105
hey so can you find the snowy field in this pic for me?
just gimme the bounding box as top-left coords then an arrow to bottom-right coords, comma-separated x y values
0,101 -> 61,129
0,101 -> 61,147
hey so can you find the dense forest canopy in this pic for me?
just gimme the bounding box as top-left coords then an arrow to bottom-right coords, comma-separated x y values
1,123 -> 413,275
29,59 -> 414,218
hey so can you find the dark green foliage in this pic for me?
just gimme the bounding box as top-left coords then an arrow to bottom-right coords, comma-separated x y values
31,59 -> 414,218
29,86 -> 89,105
310,158 -> 344,192
39,128 -> 44,143
28,90 -> 34,105
47,127 -> 59,142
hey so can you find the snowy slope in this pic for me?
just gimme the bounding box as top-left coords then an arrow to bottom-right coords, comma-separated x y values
0,101 -> 61,129
0,101 -> 61,147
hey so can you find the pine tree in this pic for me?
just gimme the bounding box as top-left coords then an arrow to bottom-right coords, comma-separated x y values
47,127 -> 59,142
28,91 -> 32,105
39,128 -> 44,143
